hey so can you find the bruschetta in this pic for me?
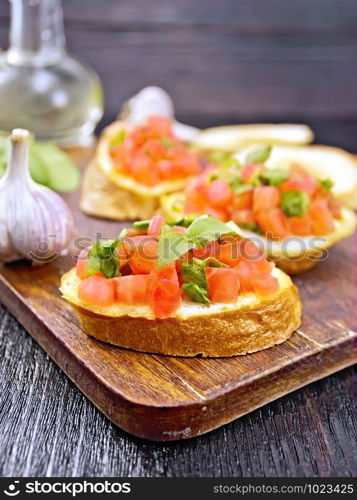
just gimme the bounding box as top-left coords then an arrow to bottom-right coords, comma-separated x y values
60,215 -> 301,357
80,116 -> 201,220
161,147 -> 356,274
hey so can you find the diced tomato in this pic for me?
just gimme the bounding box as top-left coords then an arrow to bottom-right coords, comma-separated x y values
147,115 -> 172,137
123,235 -> 158,274
249,258 -> 275,275
252,273 -> 279,296
231,209 -> 255,226
280,165 -> 318,195
206,267 -> 240,303
113,275 -> 150,305
147,215 -> 165,238
192,240 -> 219,259
253,186 -> 280,213
156,159 -> 174,179
218,237 -> 242,267
204,205 -> 229,221
149,263 -> 181,318
288,214 -> 312,236
76,248 -> 89,279
154,262 -> 178,282
256,208 -> 288,239
239,239 -> 263,261
234,261 -> 254,292
309,199 -> 335,235
206,179 -> 231,207
241,163 -> 262,184
231,190 -> 253,210
78,275 -> 115,307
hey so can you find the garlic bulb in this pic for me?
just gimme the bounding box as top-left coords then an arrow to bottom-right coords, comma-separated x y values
0,129 -> 73,264
119,86 -> 199,142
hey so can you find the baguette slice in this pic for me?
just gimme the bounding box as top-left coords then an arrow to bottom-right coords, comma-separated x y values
60,268 -> 301,357
160,195 -> 356,275
96,121 -> 192,197
236,144 -> 357,209
80,161 -> 160,221
80,121 -> 197,220
192,124 -> 314,152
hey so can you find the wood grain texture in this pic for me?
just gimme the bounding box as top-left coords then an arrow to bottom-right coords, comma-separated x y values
0,308 -> 356,476
0,148 -> 355,441
1,0 -> 357,151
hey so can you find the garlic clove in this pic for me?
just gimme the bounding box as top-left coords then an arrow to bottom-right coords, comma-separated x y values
0,129 -> 74,264
119,86 -> 199,142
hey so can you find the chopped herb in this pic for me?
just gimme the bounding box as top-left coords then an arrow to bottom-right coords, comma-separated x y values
110,130 -> 126,147
87,238 -> 124,278
157,216 -> 236,268
280,190 -> 309,217
205,257 -> 228,268
182,283 -> 210,304
244,145 -> 272,165
160,137 -> 173,148
208,151 -> 240,169
319,178 -> 334,190
260,168 -> 289,187
133,220 -> 150,230
181,259 -> 210,304
230,179 -> 252,194
167,215 -> 197,228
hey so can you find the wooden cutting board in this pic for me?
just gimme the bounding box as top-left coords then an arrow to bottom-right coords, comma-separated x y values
0,150 -> 355,441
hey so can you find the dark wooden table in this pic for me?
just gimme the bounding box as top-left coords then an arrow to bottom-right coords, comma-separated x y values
1,0 -> 357,477
0,302 -> 356,477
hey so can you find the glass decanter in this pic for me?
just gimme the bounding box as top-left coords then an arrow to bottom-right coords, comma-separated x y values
0,0 -> 103,146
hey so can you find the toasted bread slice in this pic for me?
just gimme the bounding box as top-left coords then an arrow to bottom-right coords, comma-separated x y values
80,121 -> 198,220
160,195 -> 356,275
80,161 -> 160,220
192,124 -> 314,152
96,121 -> 191,197
234,208 -> 356,274
60,267 -> 301,357
236,144 -> 357,209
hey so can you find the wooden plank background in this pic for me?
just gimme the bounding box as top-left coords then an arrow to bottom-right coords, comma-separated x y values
0,0 -> 357,150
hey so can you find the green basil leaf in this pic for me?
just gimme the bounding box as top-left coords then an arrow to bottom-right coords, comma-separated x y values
86,255 -> 102,277
0,137 -> 80,192
260,168 -> 289,187
157,227 -> 194,269
245,145 -> 272,165
208,151 -> 240,169
230,180 -> 252,194
182,283 -> 210,304
181,259 -> 208,291
205,257 -> 228,268
280,190 -> 309,217
87,238 -> 123,278
187,215 -> 237,246
29,142 -> 80,192
167,215 -> 197,228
